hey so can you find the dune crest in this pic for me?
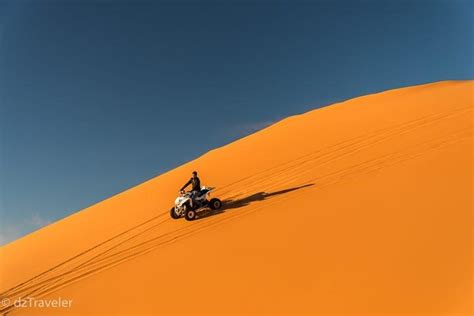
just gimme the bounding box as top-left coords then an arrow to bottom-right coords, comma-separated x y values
1,80 -> 472,315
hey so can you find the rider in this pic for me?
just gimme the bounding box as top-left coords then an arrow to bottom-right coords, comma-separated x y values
180,171 -> 201,207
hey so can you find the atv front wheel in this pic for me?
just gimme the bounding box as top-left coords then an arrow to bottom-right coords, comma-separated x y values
170,207 -> 180,219
185,209 -> 197,221
209,198 -> 222,210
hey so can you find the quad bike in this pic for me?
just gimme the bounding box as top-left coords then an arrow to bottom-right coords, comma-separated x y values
170,187 -> 222,221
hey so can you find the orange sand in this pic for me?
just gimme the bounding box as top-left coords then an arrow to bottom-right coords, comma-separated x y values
0,80 -> 472,315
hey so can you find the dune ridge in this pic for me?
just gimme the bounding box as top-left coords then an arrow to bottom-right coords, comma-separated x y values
0,80 -> 472,315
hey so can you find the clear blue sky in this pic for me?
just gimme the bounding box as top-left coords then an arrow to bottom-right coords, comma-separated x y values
1,0 -> 473,245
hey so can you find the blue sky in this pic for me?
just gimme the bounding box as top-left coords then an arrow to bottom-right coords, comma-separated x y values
0,0 -> 473,245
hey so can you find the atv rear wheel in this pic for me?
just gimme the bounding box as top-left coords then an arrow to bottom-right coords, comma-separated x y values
170,207 -> 180,219
209,198 -> 222,210
185,209 -> 197,221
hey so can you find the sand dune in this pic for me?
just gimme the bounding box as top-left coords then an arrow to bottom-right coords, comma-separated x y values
0,80 -> 472,315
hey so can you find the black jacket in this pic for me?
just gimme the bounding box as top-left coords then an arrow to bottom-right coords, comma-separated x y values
181,177 -> 200,191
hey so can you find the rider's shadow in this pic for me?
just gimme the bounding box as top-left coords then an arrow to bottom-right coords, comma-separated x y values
196,183 -> 314,220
